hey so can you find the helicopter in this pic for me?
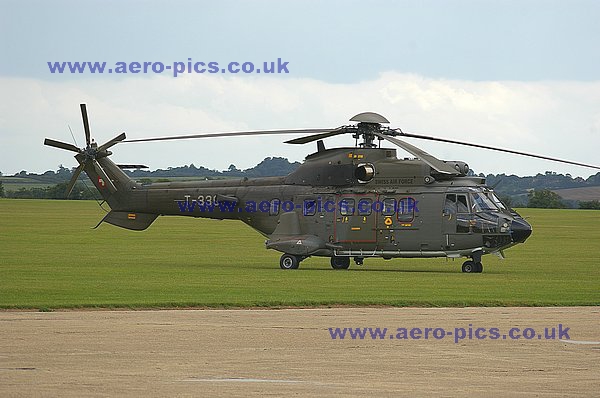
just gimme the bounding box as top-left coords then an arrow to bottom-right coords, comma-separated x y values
44,104 -> 600,272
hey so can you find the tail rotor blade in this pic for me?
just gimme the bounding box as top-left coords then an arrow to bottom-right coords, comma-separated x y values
93,160 -> 117,193
44,138 -> 81,153
97,132 -> 126,152
80,103 -> 91,147
65,163 -> 85,197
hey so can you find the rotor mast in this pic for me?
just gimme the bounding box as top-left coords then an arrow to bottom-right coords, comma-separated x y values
349,112 -> 390,148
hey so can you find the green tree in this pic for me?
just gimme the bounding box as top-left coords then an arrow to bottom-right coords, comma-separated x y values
527,189 -> 566,209
579,200 -> 600,210
0,180 -> 4,197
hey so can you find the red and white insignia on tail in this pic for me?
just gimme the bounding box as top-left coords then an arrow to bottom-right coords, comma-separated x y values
97,176 -> 106,188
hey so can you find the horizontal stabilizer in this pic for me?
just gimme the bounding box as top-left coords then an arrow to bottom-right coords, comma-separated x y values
95,211 -> 158,231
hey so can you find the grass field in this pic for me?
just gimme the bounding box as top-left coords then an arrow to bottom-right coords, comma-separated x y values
0,199 -> 598,309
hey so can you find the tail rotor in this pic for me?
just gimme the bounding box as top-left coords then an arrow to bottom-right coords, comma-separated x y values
44,104 -> 126,197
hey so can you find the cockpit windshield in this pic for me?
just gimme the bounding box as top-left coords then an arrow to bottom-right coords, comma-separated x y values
486,191 -> 507,210
470,192 -> 498,212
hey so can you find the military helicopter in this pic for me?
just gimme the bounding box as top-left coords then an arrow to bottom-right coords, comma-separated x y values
44,104 -> 600,272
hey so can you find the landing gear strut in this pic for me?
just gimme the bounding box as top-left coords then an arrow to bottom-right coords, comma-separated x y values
280,254 -> 301,270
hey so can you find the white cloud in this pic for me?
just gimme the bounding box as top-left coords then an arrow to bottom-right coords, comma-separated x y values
1,73 -> 599,178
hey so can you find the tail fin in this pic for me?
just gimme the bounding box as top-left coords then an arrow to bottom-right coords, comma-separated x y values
83,156 -> 134,209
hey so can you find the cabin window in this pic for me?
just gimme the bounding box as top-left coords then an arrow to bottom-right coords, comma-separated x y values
382,198 -> 396,216
269,199 -> 280,216
339,199 -> 355,216
397,197 -> 416,223
357,198 -> 372,215
303,199 -> 316,216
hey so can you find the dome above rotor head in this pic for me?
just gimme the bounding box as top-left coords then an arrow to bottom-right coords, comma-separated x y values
349,112 -> 389,124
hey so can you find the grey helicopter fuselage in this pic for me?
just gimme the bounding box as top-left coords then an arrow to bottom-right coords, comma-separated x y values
90,144 -> 532,267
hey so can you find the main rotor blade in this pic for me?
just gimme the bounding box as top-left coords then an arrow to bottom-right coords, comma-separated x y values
374,132 -> 460,175
65,163 -> 85,197
124,128 -> 334,143
285,127 -> 348,144
93,160 -> 117,193
80,103 -> 91,147
44,138 -> 81,153
397,131 -> 600,170
97,132 -> 126,152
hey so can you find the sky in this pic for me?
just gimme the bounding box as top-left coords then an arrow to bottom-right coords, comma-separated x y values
1,0 -> 599,178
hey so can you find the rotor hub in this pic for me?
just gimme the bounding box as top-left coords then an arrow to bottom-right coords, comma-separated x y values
354,122 -> 382,148
348,112 -> 390,148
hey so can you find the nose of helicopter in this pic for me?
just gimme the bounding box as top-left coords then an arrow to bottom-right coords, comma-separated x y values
511,218 -> 532,243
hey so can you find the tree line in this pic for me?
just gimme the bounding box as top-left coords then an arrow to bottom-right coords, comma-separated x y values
1,163 -> 599,209
1,179 -> 598,209
1,181 -> 99,200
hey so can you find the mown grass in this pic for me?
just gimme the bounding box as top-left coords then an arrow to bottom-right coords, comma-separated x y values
0,199 -> 598,309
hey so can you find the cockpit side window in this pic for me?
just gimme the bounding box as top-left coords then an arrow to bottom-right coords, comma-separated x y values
457,194 -> 469,213
445,194 -> 457,214
445,193 -> 469,213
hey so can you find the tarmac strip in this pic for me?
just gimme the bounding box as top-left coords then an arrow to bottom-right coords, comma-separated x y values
1,307 -> 598,397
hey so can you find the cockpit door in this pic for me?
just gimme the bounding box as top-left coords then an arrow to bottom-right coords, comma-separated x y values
442,193 -> 471,248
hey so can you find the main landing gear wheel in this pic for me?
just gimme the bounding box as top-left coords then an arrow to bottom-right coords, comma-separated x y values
331,256 -> 351,270
280,254 -> 300,270
462,260 -> 483,273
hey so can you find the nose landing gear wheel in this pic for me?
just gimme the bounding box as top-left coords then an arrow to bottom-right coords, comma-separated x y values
280,254 -> 300,270
462,260 -> 483,273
